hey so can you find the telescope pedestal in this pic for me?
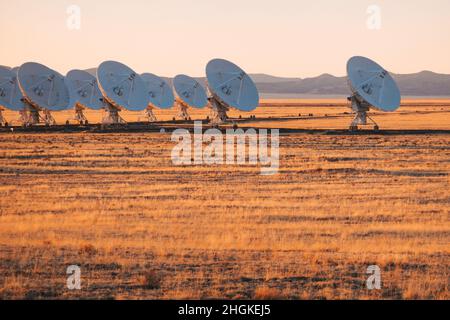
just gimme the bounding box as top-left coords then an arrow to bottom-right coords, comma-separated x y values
348,96 -> 379,131
208,97 -> 229,125
102,102 -> 126,124
175,100 -> 191,121
66,104 -> 88,125
42,109 -> 56,126
145,106 -> 157,122
17,101 -> 50,127
0,108 -> 6,126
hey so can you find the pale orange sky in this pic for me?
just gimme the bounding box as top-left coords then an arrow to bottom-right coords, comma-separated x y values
0,0 -> 449,77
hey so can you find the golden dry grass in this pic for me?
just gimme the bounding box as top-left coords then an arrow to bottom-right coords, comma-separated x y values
2,98 -> 450,130
0,102 -> 448,300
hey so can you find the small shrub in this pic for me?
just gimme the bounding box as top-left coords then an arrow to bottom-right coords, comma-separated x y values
141,271 -> 162,290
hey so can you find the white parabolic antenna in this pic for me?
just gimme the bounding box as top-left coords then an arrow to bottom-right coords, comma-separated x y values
347,56 -> 400,112
346,56 -> 401,130
97,61 -> 148,111
141,73 -> 174,109
66,70 -> 104,110
0,66 -> 23,111
18,62 -> 69,111
206,59 -> 259,113
173,74 -> 208,109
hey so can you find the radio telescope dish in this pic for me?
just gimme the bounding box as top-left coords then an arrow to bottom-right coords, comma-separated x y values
66,70 -> 104,110
206,58 -> 259,124
65,70 -> 104,125
174,75 -> 207,108
17,62 -> 70,126
97,61 -> 148,124
0,67 -> 12,125
97,61 -> 148,111
173,74 -> 207,120
141,73 -> 173,109
0,66 -> 24,126
141,73 -> 174,122
346,56 -> 401,131
0,66 -> 23,111
18,62 -> 69,111
347,56 -> 400,112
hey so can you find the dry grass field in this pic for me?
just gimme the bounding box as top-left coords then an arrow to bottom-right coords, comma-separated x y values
0,100 -> 449,300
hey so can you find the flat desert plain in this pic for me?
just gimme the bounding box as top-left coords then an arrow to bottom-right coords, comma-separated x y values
0,100 -> 449,299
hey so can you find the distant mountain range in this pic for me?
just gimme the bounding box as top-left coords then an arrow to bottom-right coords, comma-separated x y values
87,68 -> 450,97
250,71 -> 450,96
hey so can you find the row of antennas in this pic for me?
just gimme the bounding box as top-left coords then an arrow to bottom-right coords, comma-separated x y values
0,57 -> 400,130
0,59 -> 259,127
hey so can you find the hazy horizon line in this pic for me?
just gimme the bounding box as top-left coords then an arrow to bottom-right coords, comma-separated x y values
2,63 -> 450,79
